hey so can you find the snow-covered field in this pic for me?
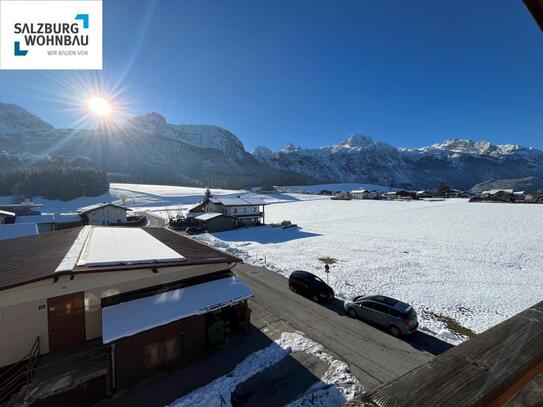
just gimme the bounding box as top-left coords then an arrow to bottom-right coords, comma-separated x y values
0,183 -> 327,217
195,199 -> 543,344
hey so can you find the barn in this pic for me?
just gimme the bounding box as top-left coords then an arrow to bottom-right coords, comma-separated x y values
192,212 -> 237,232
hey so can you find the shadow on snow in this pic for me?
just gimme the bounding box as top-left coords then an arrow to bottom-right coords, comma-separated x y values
210,225 -> 322,244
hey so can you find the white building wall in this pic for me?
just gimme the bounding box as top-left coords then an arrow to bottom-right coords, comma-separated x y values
0,299 -> 49,367
0,263 -> 230,367
205,203 -> 260,217
87,207 -> 127,225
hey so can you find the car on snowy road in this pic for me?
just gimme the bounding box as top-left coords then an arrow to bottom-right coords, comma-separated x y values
344,295 -> 418,337
288,270 -> 334,303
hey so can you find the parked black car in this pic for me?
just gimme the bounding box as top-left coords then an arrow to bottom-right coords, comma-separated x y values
288,270 -> 334,302
185,226 -> 206,235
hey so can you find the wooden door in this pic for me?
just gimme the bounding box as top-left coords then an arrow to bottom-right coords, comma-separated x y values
47,292 -> 86,351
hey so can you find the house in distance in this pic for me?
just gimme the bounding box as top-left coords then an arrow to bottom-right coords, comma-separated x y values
79,203 -> 130,226
190,196 -> 268,230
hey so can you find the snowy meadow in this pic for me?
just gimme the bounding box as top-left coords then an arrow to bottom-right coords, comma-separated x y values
196,198 -> 543,344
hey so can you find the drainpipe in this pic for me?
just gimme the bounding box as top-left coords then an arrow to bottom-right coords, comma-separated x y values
110,343 -> 116,391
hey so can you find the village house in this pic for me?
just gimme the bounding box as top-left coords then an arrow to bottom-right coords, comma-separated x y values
191,196 -> 267,227
350,189 -> 379,200
0,226 -> 250,405
386,190 -> 417,200
0,210 -> 15,225
79,203 -> 130,226
0,202 -> 42,217
481,189 -> 526,202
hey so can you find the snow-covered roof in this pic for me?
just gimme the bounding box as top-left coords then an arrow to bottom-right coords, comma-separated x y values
79,202 -> 130,214
55,226 -> 92,274
0,223 -> 38,240
15,214 -> 82,224
209,196 -> 267,206
351,189 -> 369,193
54,214 -> 82,223
15,215 -> 55,224
194,212 -> 228,221
0,210 -> 15,217
77,227 -> 185,268
486,189 -> 514,195
101,276 -> 254,343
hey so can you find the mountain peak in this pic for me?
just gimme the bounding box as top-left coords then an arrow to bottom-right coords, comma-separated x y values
253,146 -> 273,157
128,112 -> 167,130
340,134 -> 374,148
0,103 -> 54,132
430,139 -> 522,155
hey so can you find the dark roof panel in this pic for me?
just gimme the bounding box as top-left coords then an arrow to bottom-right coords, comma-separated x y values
0,227 -> 83,291
0,227 -> 241,292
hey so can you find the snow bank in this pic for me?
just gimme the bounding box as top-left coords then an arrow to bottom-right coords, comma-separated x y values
168,332 -> 361,407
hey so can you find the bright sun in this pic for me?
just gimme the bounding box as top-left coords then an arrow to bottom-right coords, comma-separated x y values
87,96 -> 113,117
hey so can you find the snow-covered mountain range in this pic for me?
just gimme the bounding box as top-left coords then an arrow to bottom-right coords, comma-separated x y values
253,135 -> 543,189
1,102 -> 542,190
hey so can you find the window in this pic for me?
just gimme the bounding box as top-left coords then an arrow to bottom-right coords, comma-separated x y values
389,309 -> 402,318
373,303 -> 390,314
234,208 -> 237,214
243,208 -> 246,213
361,302 -> 374,310
253,207 -> 256,212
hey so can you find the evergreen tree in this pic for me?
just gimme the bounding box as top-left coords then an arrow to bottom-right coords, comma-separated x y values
438,181 -> 451,197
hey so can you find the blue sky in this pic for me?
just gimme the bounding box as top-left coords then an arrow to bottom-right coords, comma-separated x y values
1,0 -> 542,151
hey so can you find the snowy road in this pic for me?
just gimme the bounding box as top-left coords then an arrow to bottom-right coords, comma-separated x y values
233,263 -> 441,390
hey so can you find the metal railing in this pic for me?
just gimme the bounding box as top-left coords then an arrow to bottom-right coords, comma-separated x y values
0,336 -> 40,403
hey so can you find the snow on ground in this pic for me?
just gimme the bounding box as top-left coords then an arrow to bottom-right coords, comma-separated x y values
194,199 -> 543,344
277,183 -> 391,194
168,332 -> 360,407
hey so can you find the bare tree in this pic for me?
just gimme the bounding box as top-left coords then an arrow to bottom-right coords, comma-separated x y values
119,192 -> 128,206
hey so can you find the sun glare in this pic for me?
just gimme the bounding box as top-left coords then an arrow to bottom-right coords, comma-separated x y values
88,96 -> 113,117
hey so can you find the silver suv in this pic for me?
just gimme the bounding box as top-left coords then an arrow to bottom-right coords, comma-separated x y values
344,295 -> 418,337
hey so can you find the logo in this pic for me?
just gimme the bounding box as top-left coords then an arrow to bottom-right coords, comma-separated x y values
0,0 -> 102,70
